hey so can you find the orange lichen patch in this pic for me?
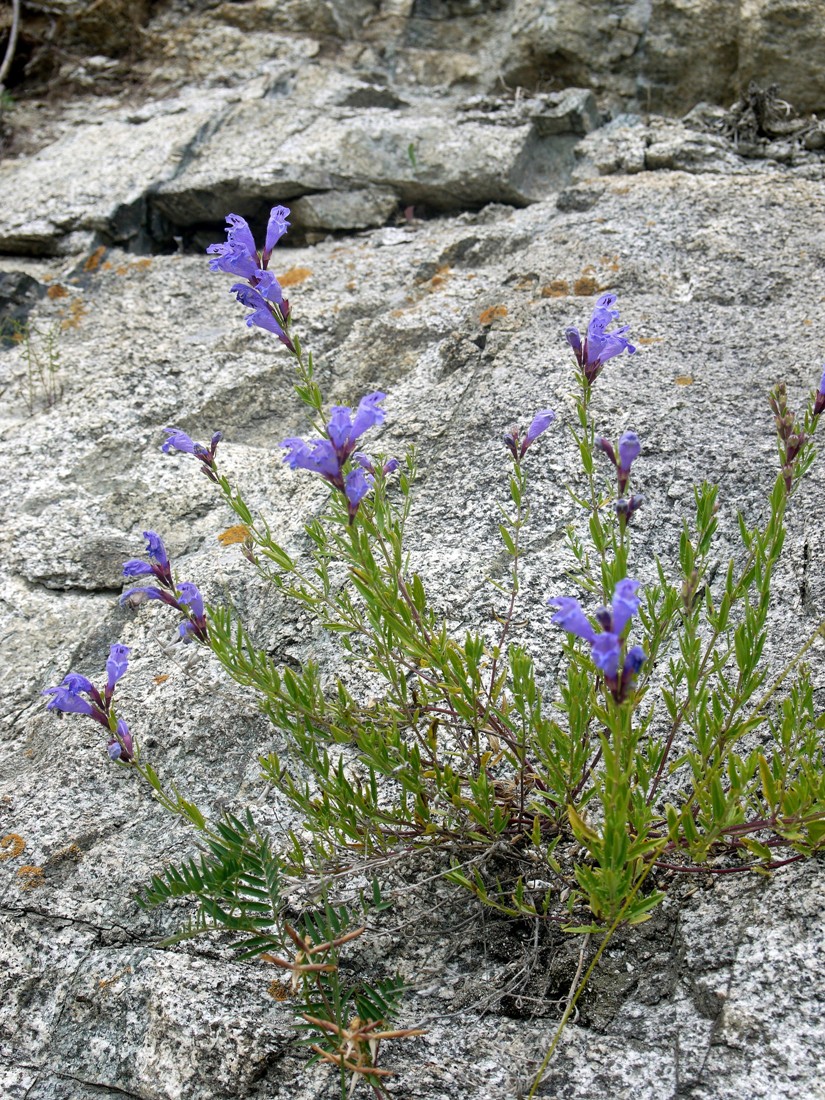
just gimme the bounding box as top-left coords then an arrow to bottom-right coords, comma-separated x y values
60,298 -> 87,330
0,834 -> 26,860
674,375 -> 694,386
512,275 -> 536,291
479,304 -> 508,325
279,267 -> 313,288
573,275 -> 601,296
428,264 -> 451,290
218,524 -> 252,547
46,284 -> 69,300
600,254 -> 621,272
268,980 -> 291,1001
133,258 -> 152,271
102,260 -> 113,271
540,279 -> 569,298
636,337 -> 663,345
803,318 -> 813,326
17,866 -> 45,890
346,279 -> 357,290
83,246 -> 107,273
154,674 -> 170,684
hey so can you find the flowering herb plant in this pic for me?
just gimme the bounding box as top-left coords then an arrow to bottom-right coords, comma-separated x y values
43,206 -> 825,1097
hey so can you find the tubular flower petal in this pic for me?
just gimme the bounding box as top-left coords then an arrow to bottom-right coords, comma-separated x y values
42,684 -> 96,717
345,467 -> 374,509
162,428 -> 221,481
161,428 -> 198,455
119,585 -> 168,605
105,644 -> 130,693
547,597 -> 597,644
108,719 -> 134,763
177,582 -> 205,620
263,206 -> 291,268
611,578 -> 641,635
504,409 -> 557,460
522,409 -> 556,455
591,633 -> 621,680
618,431 -> 641,473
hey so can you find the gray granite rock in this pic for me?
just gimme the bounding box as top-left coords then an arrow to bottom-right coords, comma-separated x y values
0,94 -> 224,255
290,186 -> 400,234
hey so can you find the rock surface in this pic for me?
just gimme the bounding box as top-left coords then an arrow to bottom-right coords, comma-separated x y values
5,0 -> 825,114
1,4 -> 825,1100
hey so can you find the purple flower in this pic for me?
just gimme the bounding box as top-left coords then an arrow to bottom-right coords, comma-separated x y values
120,585 -> 169,606
62,672 -> 97,696
107,719 -> 134,763
352,453 -> 400,477
525,409 -> 556,446
597,430 -> 641,494
143,531 -> 169,567
161,428 -> 221,481
206,240 -> 260,281
245,306 -> 292,349
105,644 -> 130,694
208,206 -> 294,350
591,632 -> 621,680
504,409 -> 557,460
177,582 -> 204,619
548,596 -> 597,643
42,648 -> 134,752
548,578 -> 645,701
566,293 -> 635,386
618,430 -> 640,478
814,366 -> 825,418
329,393 -> 387,450
615,494 -> 644,526
344,468 -> 374,519
176,582 -> 209,643
161,428 -> 199,456
207,213 -> 259,277
263,205 -> 291,268
123,530 -> 174,586
42,682 -> 97,718
623,646 -> 647,678
605,578 -> 641,634
281,438 -> 340,477
280,392 -> 387,522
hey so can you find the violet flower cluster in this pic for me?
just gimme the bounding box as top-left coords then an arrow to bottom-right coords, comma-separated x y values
43,645 -> 135,762
121,531 -> 209,643
162,428 -> 222,482
566,293 -> 636,386
549,579 -> 646,702
281,392 -> 390,522
207,206 -> 294,349
503,409 -> 556,460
